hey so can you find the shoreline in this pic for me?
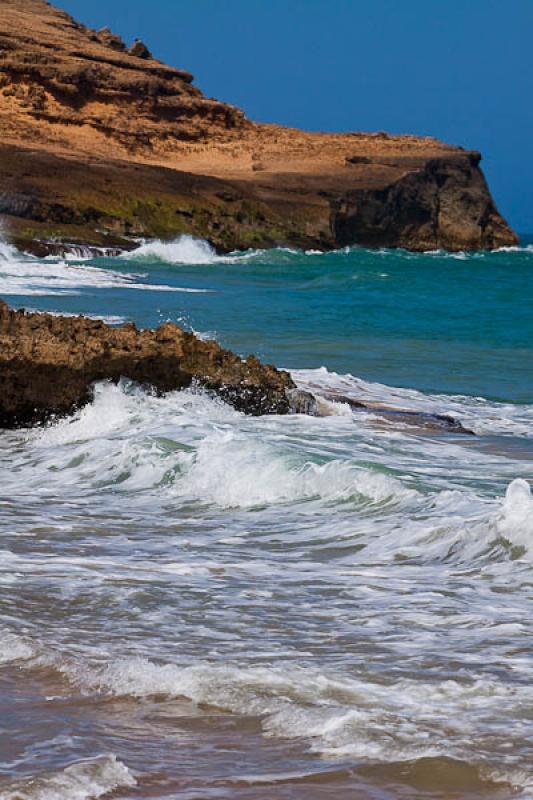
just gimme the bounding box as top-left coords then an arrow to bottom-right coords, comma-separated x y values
2,228 -> 529,263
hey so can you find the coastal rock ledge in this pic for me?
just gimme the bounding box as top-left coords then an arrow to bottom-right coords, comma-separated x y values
0,302 -> 296,426
0,0 -> 518,254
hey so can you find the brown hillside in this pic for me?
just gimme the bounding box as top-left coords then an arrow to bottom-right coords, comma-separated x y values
0,0 -> 518,252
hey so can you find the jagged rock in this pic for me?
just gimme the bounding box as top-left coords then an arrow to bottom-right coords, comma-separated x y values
129,39 -> 152,59
97,27 -> 127,51
0,301 -> 477,433
0,302 -> 296,426
0,0 -> 518,253
286,388 -> 317,415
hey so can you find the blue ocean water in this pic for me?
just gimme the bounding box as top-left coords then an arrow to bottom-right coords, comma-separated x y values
1,236 -> 533,800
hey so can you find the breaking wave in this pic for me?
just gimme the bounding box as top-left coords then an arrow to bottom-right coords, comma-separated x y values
0,632 -> 35,665
0,380 -> 525,570
124,234 -> 222,264
173,429 -> 415,509
7,641 -> 533,788
0,238 -> 208,295
0,755 -> 135,800
0,237 -> 18,263
123,235 -> 322,266
23,382 -> 415,509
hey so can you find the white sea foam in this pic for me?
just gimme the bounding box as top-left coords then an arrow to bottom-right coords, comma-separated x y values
494,243 -> 533,253
0,248 -> 207,295
0,237 -> 19,263
293,366 -> 533,438
123,235 -> 300,266
8,380 -> 528,531
0,381 -> 521,589
58,655 -> 533,767
44,246 -> 124,261
5,604 -> 533,780
24,381 -> 415,509
0,755 -> 135,800
125,235 -> 221,264
497,479 -> 533,550
0,632 -> 35,664
176,428 -> 415,508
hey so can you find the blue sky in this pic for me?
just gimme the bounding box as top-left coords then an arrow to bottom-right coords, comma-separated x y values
60,0 -> 533,232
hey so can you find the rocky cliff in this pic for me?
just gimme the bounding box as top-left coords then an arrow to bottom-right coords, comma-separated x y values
0,0 -> 518,253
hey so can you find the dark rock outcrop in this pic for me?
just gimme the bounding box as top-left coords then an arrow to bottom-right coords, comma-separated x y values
333,155 -> 515,251
0,302 -> 296,427
129,39 -> 152,60
320,391 -> 474,435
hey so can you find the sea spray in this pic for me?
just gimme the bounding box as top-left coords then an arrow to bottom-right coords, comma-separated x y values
0,230 -> 19,263
124,235 -> 221,265
0,756 -> 136,800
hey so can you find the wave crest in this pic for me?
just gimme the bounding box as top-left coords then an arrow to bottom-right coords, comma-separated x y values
177,430 -> 414,508
0,755 -> 135,800
63,655 -> 533,770
0,632 -> 35,665
498,479 -> 533,550
124,235 -> 220,265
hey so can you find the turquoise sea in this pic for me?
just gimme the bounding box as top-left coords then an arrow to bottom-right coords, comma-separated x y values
4,236 -> 532,401
0,236 -> 532,800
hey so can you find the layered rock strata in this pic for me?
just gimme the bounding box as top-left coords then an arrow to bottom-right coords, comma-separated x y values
0,0 -> 517,253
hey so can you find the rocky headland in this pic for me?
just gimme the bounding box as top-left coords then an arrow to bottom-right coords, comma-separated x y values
0,0 -> 518,254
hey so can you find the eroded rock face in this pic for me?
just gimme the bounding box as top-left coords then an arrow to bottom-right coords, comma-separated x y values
0,0 -> 247,149
0,0 -> 518,253
333,155 -> 515,251
0,302 -> 295,426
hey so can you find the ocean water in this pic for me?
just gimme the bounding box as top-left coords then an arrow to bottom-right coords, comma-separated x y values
0,235 -> 532,800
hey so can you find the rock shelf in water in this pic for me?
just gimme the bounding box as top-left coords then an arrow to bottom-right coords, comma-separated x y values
0,302 -> 296,426
0,303 -> 473,434
0,0 -> 518,254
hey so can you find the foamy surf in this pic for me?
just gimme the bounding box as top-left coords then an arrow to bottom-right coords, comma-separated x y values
11,649 -> 531,785
0,240 -> 209,295
0,237 -> 19,263
293,366 -> 533,438
124,234 -> 222,264
123,235 -> 311,266
0,755 -> 136,800
0,380 -> 529,570
1,235 -> 533,799
497,479 -> 533,550
0,632 -> 35,664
